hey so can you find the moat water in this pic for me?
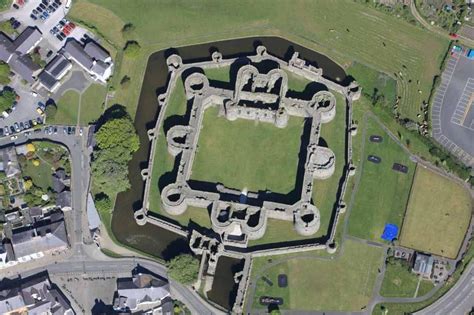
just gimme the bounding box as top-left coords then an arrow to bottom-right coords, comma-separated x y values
111,36 -> 348,309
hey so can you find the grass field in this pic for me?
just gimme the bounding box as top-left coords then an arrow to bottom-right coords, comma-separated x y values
79,83 -> 107,124
51,90 -> 80,125
20,159 -> 53,190
191,106 -> 303,194
380,259 -> 434,298
400,167 -> 472,258
348,115 -> 416,242
251,239 -> 384,311
51,84 -> 107,126
347,62 -> 397,107
69,0 -> 448,122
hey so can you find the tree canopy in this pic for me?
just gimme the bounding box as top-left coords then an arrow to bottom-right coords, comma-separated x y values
0,62 -> 10,85
0,89 -> 16,113
167,254 -> 200,285
123,41 -> 141,58
92,116 -> 139,198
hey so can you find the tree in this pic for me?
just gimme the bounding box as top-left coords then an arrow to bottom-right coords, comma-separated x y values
0,89 -> 16,113
120,75 -> 131,89
167,254 -> 200,285
0,62 -> 10,85
45,103 -> 57,119
123,41 -> 141,58
92,115 -> 139,198
121,23 -> 135,35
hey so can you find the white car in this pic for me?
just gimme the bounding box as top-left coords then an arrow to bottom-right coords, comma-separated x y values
2,111 -> 9,118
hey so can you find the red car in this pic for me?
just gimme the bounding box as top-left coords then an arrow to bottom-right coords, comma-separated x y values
62,28 -> 71,36
449,33 -> 459,39
68,22 -> 76,29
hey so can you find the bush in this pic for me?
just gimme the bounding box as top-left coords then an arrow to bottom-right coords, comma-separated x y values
0,89 -> 16,112
120,75 -> 131,89
167,254 -> 200,285
0,62 -> 10,85
45,104 -> 57,119
123,41 -> 141,58
95,194 -> 112,214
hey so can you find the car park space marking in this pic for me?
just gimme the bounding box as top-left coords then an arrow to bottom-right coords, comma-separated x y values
450,78 -> 474,131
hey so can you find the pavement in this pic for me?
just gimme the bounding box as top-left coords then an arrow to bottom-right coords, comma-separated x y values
415,262 -> 474,315
431,53 -> 474,167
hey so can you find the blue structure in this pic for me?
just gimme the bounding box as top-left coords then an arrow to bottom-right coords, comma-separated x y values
381,223 -> 399,241
467,49 -> 474,60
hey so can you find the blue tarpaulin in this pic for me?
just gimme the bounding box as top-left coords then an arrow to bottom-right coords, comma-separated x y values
467,49 -> 474,60
381,223 -> 399,241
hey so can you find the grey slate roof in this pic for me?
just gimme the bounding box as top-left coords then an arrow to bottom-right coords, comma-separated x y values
413,253 -> 434,277
0,33 -> 13,62
0,273 -> 73,314
10,212 -> 68,259
56,191 -> 71,209
87,193 -> 100,231
63,39 -> 93,69
9,52 -> 41,84
114,273 -> 170,311
12,27 -> 42,54
38,71 -> 58,91
91,60 -> 108,76
44,54 -> 71,79
84,41 -> 110,62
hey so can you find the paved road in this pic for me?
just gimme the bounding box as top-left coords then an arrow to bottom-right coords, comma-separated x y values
415,262 -> 474,315
0,129 -> 221,315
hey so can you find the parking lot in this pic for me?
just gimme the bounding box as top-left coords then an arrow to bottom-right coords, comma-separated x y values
0,0 -> 98,137
431,52 -> 474,167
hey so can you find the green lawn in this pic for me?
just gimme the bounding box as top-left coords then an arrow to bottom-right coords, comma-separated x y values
347,62 -> 397,107
204,67 -> 231,82
79,83 -> 107,125
20,159 -> 53,191
348,115 -> 416,242
400,167 -> 472,259
51,90 -> 80,125
51,84 -> 107,126
191,106 -> 303,194
147,79 -> 213,227
380,259 -> 434,298
69,0 -> 448,122
252,239 -> 384,311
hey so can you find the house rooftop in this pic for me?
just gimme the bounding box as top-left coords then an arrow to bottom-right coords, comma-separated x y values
44,53 -> 71,79
0,32 -> 13,62
63,39 -> 93,69
12,27 -> 42,55
84,41 -> 110,62
10,212 -> 68,259
9,52 -> 41,84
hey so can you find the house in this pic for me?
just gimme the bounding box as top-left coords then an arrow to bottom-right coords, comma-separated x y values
63,39 -> 113,83
0,27 -> 42,83
9,211 -> 68,261
11,27 -> 42,55
412,252 -> 434,279
36,54 -> 72,92
0,146 -> 21,178
8,52 -> 41,84
0,242 -> 14,268
56,190 -> 72,211
0,273 -> 74,314
113,272 -> 172,314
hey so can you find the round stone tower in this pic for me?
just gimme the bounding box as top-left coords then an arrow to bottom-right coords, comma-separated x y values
134,208 -> 147,226
161,183 -> 188,215
294,202 -> 320,236
166,54 -> 183,72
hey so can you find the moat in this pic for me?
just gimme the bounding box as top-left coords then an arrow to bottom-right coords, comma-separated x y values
111,36 -> 352,310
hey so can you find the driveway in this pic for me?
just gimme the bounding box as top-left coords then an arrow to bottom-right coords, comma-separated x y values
53,68 -> 92,100
431,53 -> 474,167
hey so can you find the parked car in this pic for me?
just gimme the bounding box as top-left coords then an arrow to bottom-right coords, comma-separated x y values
58,20 -> 66,27
46,50 -> 53,58
79,128 -> 83,136
14,123 -> 20,132
12,21 -> 21,29
40,15 -> 46,21
36,107 -> 44,115
52,2 -> 59,9
32,9 -> 39,15
39,3 -> 46,9
30,14 -> 38,20
53,126 -> 58,134
56,33 -> 64,41
19,122 -> 24,130
37,6 -> 43,12
12,3 -> 19,9
4,127 -> 10,136
10,126 -> 15,134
